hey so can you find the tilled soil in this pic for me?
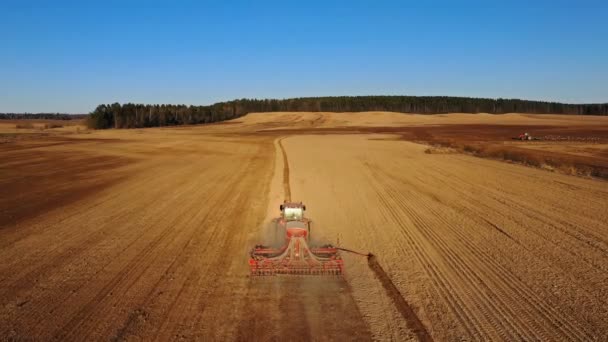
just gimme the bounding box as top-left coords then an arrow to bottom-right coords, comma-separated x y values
285,134 -> 608,340
1,112 -> 607,341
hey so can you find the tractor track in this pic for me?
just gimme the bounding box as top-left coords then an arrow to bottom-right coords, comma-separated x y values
281,135 -> 432,341
370,165 -> 592,339
0,134 -> 282,340
2,112 -> 607,341
278,137 -> 291,201
367,255 -> 433,341
58,166 -> 242,340
284,133 -> 608,341
369,148 -> 596,340
234,137 -> 372,340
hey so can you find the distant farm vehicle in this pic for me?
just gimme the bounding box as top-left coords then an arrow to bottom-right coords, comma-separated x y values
512,132 -> 541,141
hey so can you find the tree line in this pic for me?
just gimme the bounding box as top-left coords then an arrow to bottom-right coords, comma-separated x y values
0,113 -> 86,120
87,96 -> 608,129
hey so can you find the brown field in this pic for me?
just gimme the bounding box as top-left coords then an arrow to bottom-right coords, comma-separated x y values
1,112 -> 607,341
0,120 -> 85,145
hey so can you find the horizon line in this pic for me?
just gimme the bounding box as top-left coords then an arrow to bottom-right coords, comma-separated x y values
3,94 -> 608,115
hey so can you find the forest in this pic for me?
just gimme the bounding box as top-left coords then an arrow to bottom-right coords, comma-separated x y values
86,96 -> 608,129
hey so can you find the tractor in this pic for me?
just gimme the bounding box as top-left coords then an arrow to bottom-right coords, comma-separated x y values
249,201 -> 343,276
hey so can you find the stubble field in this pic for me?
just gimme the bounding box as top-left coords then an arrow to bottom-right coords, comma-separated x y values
1,112 -> 607,341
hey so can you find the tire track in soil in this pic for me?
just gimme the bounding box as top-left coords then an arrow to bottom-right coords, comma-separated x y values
367,255 -> 433,342
235,137 -> 312,340
383,182 -> 537,340
0,165 -> 187,302
416,160 -> 604,330
284,135 -> 436,341
278,137 -> 291,201
283,135 -> 433,341
236,137 -> 370,340
415,162 -> 608,313
53,166 -> 227,339
106,168 -> 242,341
376,171 -> 537,340
369,160 -> 594,340
157,154 -> 266,340
367,167 -> 484,338
74,145 -> 271,340
0,166 -> 204,338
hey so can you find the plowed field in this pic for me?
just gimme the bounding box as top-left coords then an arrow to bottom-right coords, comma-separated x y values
1,112 -> 607,341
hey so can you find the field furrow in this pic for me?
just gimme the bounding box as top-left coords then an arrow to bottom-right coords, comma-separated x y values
2,112 -> 607,341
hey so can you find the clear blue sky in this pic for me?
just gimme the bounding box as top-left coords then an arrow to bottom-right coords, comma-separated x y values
1,0 -> 607,113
